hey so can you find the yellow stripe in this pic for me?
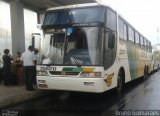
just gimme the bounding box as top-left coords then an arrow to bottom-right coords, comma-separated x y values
82,68 -> 94,72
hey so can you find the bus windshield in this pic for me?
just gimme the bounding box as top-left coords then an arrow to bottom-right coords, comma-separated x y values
43,7 -> 105,25
41,27 -> 103,66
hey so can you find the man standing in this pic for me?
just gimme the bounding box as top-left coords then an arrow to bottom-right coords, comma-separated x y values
2,49 -> 13,86
21,46 -> 36,91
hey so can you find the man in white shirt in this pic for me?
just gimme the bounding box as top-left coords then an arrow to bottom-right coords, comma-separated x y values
21,46 -> 36,91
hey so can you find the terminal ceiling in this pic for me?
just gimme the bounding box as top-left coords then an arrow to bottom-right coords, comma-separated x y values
5,0 -> 98,12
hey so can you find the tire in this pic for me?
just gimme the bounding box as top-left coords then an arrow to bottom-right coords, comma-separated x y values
117,72 -> 123,93
144,67 -> 147,81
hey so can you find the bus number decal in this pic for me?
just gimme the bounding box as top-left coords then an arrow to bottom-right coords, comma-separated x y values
52,67 -> 56,71
46,66 -> 52,70
41,67 -> 57,71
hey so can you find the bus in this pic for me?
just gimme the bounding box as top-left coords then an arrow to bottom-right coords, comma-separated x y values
152,45 -> 160,72
36,3 -> 152,93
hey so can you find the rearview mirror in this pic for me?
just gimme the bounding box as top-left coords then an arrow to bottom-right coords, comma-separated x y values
50,35 -> 54,46
108,33 -> 115,49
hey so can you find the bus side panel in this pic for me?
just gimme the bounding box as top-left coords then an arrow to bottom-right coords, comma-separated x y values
126,44 -> 139,80
126,43 -> 152,80
118,41 -> 132,83
136,48 -> 144,78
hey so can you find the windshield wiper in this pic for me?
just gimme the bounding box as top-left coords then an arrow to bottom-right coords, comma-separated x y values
71,57 -> 82,67
48,50 -> 59,65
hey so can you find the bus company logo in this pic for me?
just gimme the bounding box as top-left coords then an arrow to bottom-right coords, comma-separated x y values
119,49 -> 126,55
104,73 -> 114,87
140,51 -> 147,58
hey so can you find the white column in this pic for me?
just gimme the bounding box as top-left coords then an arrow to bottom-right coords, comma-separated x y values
10,0 -> 25,56
37,13 -> 45,24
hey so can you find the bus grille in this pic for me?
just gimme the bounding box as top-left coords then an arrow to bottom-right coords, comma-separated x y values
49,71 -> 80,76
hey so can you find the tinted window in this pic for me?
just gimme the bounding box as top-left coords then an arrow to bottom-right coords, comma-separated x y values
43,7 -> 105,25
149,42 -> 152,51
128,27 -> 134,42
135,32 -> 140,44
106,9 -> 116,31
140,36 -> 144,46
144,39 -> 147,49
119,18 -> 124,39
146,40 -> 149,51
124,24 -> 127,40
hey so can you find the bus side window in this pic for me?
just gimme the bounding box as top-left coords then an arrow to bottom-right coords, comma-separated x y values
128,26 -> 134,42
124,24 -> 128,40
106,8 -> 116,31
140,36 -> 144,47
135,32 -> 140,45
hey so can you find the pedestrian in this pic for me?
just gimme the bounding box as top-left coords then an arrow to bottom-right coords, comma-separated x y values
0,53 -> 3,68
21,46 -> 36,91
14,52 -> 24,85
2,49 -> 13,86
0,53 -> 3,84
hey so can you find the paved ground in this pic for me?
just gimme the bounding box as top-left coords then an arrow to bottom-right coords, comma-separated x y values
0,78 -> 143,116
108,70 -> 160,110
122,70 -> 160,110
0,83 -> 50,108
1,71 -> 160,116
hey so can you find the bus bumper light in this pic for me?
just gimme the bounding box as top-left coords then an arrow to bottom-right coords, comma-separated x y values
37,70 -> 48,76
81,72 -> 101,77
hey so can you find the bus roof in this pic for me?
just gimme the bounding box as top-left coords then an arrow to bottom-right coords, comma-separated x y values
46,3 -> 105,11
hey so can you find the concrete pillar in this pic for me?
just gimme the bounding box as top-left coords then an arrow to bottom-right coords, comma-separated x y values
10,0 -> 25,57
37,13 -> 45,25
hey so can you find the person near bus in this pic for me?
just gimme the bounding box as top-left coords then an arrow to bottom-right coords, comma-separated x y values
2,49 -> 13,86
21,46 -> 36,91
14,52 -> 24,85
0,53 -> 3,84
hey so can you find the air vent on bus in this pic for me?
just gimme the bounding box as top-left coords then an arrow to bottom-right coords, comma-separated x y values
49,71 -> 80,76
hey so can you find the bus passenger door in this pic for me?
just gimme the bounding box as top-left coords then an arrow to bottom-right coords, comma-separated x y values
103,30 -> 116,69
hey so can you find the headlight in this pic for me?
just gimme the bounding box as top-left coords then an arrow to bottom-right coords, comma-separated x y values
37,70 -> 48,76
80,72 -> 101,78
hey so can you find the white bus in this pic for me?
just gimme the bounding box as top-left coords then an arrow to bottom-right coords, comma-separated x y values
36,3 -> 152,93
152,45 -> 160,72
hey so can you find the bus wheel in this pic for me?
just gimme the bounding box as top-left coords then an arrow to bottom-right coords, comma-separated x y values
144,67 -> 147,81
117,72 -> 123,93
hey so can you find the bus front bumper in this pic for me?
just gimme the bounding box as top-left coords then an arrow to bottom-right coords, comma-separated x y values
37,76 -> 104,93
